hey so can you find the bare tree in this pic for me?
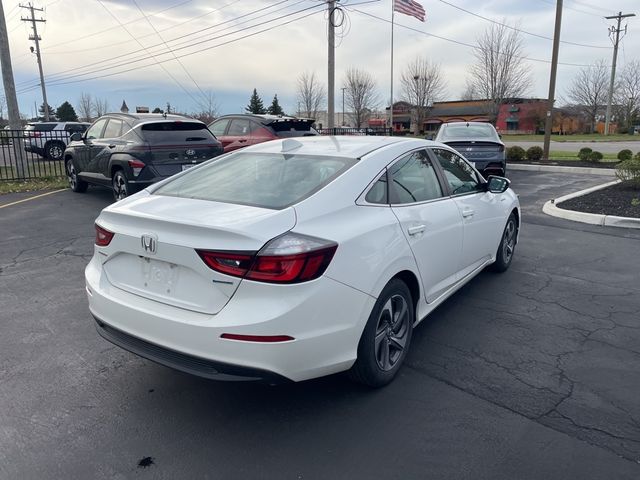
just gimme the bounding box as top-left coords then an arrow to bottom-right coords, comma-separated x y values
344,68 -> 379,128
460,81 -> 479,101
296,71 -> 325,120
77,92 -> 94,121
191,90 -> 219,124
614,60 -> 640,131
567,60 -> 609,133
94,97 -> 110,117
468,22 -> 532,121
401,58 -> 446,134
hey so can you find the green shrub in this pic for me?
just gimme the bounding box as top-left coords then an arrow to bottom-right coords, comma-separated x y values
578,147 -> 592,161
615,158 -> 640,189
617,149 -> 633,161
635,152 -> 640,161
588,151 -> 603,162
525,146 -> 544,161
506,146 -> 525,162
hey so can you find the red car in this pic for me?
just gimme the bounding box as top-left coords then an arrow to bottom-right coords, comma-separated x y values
208,114 -> 318,153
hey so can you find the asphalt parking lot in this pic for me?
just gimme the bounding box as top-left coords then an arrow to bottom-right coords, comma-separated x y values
1,171 -> 640,479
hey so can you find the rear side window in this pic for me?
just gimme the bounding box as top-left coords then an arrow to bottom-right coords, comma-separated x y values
103,119 -> 124,138
154,152 -> 357,209
389,150 -> 443,204
64,124 -> 87,133
140,122 -> 214,143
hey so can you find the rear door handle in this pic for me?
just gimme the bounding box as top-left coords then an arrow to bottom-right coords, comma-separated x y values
407,225 -> 426,236
238,139 -> 248,143
462,209 -> 475,218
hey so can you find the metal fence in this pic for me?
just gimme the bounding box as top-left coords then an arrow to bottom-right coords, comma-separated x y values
0,129 -> 68,182
317,127 -> 393,136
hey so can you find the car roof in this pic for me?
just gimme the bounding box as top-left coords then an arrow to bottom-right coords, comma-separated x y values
236,135 -> 445,159
212,114 -> 313,125
98,113 -> 198,124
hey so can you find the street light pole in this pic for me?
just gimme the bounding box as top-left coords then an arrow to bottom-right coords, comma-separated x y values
341,87 -> 346,126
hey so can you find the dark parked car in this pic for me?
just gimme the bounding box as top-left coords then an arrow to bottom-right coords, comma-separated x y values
208,114 -> 318,153
64,113 -> 223,200
434,122 -> 506,177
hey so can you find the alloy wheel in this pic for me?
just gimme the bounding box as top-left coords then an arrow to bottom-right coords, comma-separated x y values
67,161 -> 76,189
113,174 -> 128,200
502,219 -> 516,264
374,294 -> 410,371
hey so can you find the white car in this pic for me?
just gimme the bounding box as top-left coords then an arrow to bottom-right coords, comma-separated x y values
24,121 -> 90,160
85,136 -> 520,386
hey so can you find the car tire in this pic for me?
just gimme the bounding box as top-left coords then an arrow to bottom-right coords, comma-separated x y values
349,278 -> 414,387
66,159 -> 88,193
112,170 -> 129,201
45,141 -> 65,161
491,213 -> 517,273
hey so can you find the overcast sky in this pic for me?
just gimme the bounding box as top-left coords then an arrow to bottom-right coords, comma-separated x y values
2,0 -> 639,118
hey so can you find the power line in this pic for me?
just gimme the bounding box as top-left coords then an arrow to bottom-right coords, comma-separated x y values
349,7 -> 604,68
94,0 -> 207,110
436,0 -> 611,49
16,4 -> 325,93
130,0 -> 210,107
537,0 -> 602,18
16,0 -> 293,88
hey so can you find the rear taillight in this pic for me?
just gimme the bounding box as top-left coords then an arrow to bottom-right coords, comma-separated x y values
196,233 -> 338,284
95,224 -> 114,246
128,159 -> 145,177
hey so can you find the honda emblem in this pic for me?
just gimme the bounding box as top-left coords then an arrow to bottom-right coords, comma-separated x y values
141,234 -> 157,255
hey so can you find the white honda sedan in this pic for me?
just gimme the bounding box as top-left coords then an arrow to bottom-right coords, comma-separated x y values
86,136 -> 520,387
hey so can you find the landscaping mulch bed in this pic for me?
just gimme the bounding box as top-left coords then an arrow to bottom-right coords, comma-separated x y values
557,183 -> 640,218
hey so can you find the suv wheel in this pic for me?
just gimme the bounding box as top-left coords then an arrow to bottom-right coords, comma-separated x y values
112,170 -> 129,201
66,159 -> 88,193
45,141 -> 65,160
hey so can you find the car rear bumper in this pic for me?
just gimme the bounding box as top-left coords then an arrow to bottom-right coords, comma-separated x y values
85,254 -> 376,382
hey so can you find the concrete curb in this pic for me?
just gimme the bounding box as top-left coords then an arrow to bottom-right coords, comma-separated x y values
542,180 -> 640,229
508,163 -> 616,176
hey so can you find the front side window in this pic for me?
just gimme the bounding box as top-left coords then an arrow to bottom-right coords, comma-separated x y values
432,148 -> 482,195
86,119 -> 108,140
389,150 -> 443,204
154,152 -> 357,209
209,119 -> 229,137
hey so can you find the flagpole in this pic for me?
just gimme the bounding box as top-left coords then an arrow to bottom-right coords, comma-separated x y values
390,0 -> 394,136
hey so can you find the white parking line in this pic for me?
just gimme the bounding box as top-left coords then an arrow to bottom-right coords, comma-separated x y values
0,189 -> 66,210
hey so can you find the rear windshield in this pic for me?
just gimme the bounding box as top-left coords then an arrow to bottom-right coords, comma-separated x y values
154,152 -> 356,209
25,123 -> 57,132
437,124 -> 499,141
270,121 -> 319,138
140,122 -> 215,143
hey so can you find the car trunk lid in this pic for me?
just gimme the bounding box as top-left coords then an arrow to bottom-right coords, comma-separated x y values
96,193 -> 296,314
445,141 -> 504,160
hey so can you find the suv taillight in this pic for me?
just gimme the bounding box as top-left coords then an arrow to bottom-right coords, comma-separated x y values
128,159 -> 145,176
196,233 -> 337,284
95,224 -> 114,246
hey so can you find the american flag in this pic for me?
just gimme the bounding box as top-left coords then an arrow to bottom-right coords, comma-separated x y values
393,0 -> 425,22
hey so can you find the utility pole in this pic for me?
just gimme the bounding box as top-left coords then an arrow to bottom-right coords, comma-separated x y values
21,3 -> 49,121
0,0 -> 26,178
327,0 -> 335,129
543,0 -> 563,161
604,11 -> 635,136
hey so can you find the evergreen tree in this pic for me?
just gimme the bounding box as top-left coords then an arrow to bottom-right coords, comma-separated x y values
245,88 -> 266,114
55,101 -> 79,121
38,103 -> 56,121
267,94 -> 285,116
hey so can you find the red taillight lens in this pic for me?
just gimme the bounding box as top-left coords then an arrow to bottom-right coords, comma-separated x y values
95,224 -> 114,246
196,251 -> 254,277
196,233 -> 338,284
128,159 -> 145,168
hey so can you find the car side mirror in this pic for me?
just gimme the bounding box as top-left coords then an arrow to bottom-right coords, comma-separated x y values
70,132 -> 83,142
486,175 -> 510,194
